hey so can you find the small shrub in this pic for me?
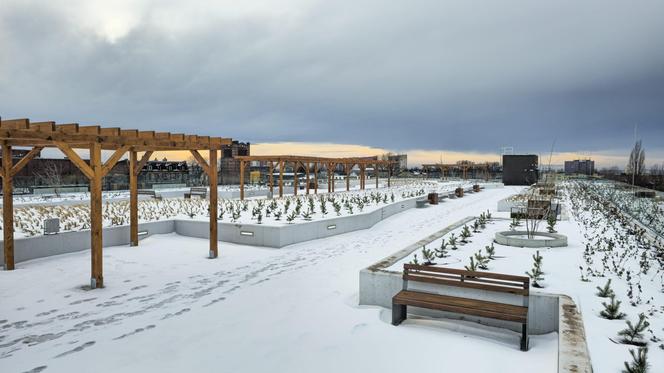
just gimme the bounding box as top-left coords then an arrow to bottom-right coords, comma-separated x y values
600,295 -> 626,320
596,279 -> 615,298
622,347 -> 648,373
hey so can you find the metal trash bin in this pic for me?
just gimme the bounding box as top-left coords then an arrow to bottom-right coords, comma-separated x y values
43,218 -> 60,235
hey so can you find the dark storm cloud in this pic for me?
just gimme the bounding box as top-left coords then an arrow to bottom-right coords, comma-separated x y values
1,0 -> 663,156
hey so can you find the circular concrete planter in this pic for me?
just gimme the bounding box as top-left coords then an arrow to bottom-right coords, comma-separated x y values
494,230 -> 567,248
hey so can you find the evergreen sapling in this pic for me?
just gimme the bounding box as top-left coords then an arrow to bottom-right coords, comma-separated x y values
600,295 -> 626,320
618,313 -> 650,346
622,347 -> 648,373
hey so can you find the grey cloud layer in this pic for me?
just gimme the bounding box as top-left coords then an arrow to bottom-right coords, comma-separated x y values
1,0 -> 663,155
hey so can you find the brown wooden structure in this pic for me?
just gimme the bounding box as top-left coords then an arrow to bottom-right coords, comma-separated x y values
236,156 -> 395,200
0,118 -> 231,288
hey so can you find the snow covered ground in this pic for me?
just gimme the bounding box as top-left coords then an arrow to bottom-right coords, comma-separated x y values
0,185 -> 563,373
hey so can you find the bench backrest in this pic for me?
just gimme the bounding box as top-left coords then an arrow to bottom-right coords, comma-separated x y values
138,189 -> 155,195
190,187 -> 207,194
403,264 -> 529,296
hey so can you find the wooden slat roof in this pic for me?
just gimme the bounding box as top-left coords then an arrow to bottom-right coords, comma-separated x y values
0,118 -> 232,150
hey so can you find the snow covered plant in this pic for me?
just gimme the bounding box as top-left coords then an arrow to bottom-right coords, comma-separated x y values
596,279 -> 615,298
448,234 -> 458,250
622,347 -> 648,373
421,246 -> 436,265
525,250 -> 545,288
618,313 -> 650,346
473,251 -> 490,270
465,256 -> 479,272
301,208 -> 312,221
286,211 -> 297,224
600,295 -> 626,320
485,243 -> 496,260
333,201 -> 342,216
435,240 -> 450,259
460,225 -> 472,243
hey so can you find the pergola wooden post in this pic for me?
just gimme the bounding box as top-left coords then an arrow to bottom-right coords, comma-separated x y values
360,164 -> 366,190
327,162 -> 332,193
1,142 -> 44,270
314,163 -> 318,194
375,163 -> 379,189
130,150 -> 153,246
208,149 -> 218,258
305,162 -> 310,195
239,160 -> 245,200
0,118 -> 230,286
345,163 -> 350,191
278,160 -> 284,197
268,162 -> 274,195
293,161 -> 298,196
2,144 -> 14,270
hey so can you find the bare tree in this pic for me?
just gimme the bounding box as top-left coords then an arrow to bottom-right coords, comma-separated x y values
626,140 -> 646,184
33,161 -> 64,196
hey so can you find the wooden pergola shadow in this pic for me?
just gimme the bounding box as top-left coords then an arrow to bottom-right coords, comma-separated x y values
236,155 -> 396,200
0,118 -> 231,288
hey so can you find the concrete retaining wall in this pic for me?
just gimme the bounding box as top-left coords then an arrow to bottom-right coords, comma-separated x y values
2,196 -> 423,265
178,196 -> 421,247
1,220 -> 175,266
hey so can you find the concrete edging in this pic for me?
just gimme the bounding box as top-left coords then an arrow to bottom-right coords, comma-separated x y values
494,230 -> 568,248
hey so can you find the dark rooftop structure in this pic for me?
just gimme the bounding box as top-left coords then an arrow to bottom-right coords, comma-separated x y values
502,155 -> 539,185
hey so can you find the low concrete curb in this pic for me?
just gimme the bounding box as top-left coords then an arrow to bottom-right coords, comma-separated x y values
495,231 -> 568,248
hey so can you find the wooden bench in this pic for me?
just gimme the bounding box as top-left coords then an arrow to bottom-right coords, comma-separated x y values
392,264 -> 530,351
184,187 -> 208,199
138,189 -> 161,200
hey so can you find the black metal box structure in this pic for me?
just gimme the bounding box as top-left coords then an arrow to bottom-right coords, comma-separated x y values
502,155 -> 539,185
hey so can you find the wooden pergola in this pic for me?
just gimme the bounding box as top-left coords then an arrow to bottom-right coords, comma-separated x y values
236,155 -> 395,200
422,162 -> 494,181
0,118 -> 231,288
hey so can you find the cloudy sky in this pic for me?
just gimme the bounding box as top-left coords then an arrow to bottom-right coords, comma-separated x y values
1,0 -> 663,167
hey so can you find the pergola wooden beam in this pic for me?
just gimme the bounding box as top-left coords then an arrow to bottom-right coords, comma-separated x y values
10,146 -> 43,177
0,118 -> 230,288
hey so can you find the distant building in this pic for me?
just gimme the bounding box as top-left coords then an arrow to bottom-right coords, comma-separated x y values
564,160 -> 594,176
502,155 -> 538,185
219,141 -> 250,185
387,154 -> 407,173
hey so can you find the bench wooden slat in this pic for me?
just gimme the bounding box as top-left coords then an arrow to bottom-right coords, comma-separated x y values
394,291 -> 527,322
405,271 -> 527,289
404,264 -> 529,283
404,274 -> 529,296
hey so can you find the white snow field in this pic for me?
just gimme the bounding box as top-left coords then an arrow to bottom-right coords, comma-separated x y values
0,186 -> 563,373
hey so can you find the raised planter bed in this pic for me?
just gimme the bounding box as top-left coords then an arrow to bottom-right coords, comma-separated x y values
494,231 -> 568,248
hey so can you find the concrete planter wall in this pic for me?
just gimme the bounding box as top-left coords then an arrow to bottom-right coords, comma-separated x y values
2,196 -> 423,265
494,231 -> 568,248
1,220 -> 175,266
179,196 -> 422,248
